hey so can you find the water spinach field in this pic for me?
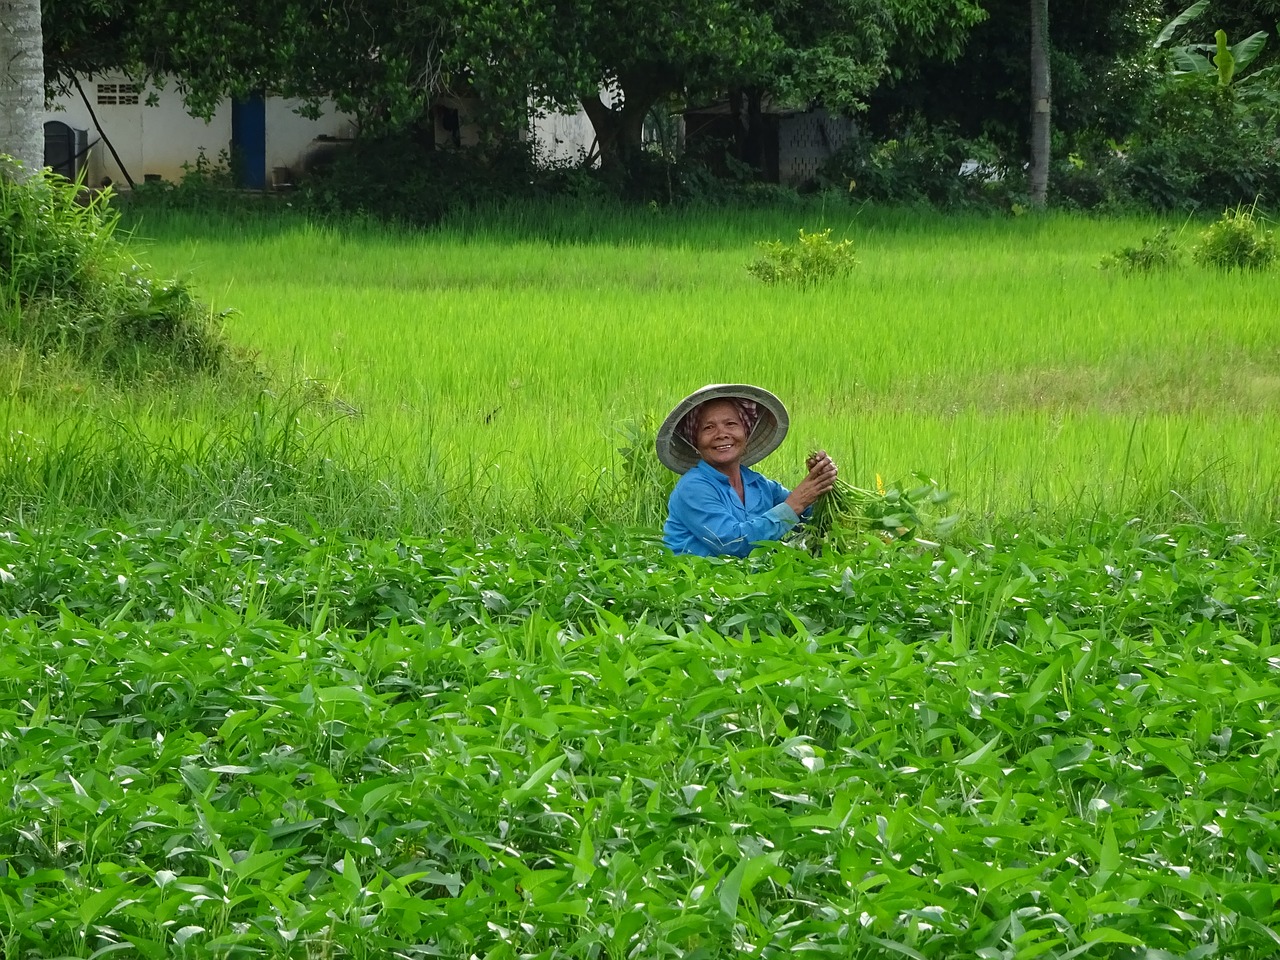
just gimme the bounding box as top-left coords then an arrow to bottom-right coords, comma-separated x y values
2,204 -> 1279,957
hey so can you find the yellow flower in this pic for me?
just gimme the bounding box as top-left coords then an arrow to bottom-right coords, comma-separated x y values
876,473 -> 885,495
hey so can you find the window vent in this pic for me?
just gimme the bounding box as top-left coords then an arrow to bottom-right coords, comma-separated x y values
97,83 -> 140,106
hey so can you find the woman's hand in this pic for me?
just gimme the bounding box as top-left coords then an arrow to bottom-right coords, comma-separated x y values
787,450 -> 838,514
805,450 -> 833,473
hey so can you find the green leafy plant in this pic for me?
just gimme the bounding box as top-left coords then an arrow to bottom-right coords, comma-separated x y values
1193,203 -> 1277,270
610,413 -> 675,527
2,515 -> 1279,956
1154,1 -> 1278,96
822,121 -> 1015,210
1099,226 -> 1183,272
747,227 -> 858,286
805,470 -> 956,553
1122,4 -> 1280,211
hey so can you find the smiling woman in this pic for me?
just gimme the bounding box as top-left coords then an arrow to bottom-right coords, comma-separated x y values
656,384 -> 838,557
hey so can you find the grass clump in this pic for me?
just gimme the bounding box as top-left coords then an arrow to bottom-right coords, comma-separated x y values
1192,203 -> 1277,271
0,158 -> 230,375
747,227 -> 857,286
1098,226 -> 1182,273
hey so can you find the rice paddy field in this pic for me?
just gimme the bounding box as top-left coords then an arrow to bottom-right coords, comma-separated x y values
37,200 -> 1278,528
2,201 -> 1279,958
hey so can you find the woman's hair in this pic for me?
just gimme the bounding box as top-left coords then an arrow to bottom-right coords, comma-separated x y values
678,396 -> 760,448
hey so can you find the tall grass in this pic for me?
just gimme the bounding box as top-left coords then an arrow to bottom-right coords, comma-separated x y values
0,388 -> 455,532
0,167 -> 228,375
10,200 -> 1275,530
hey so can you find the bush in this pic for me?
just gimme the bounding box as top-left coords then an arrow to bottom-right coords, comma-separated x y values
747,228 -> 858,287
1192,204 -> 1277,271
821,121 -> 1017,210
119,148 -> 267,216
292,132 -> 804,223
1050,145 -> 1138,212
1098,227 -> 1183,273
1120,79 -> 1280,212
0,159 -> 229,374
293,136 -> 583,226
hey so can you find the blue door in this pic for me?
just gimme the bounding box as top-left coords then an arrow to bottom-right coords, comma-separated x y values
231,94 -> 267,189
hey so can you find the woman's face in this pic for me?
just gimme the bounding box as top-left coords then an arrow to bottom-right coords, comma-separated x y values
694,399 -> 748,470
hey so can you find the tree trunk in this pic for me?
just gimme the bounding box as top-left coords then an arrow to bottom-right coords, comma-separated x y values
1028,0 -> 1050,207
739,86 -> 766,175
579,68 -> 674,173
0,0 -> 45,178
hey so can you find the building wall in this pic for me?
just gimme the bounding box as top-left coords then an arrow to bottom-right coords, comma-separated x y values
777,108 -> 856,186
532,107 -> 597,164
44,77 -> 605,187
264,97 -> 357,185
46,76 -> 355,187
530,88 -> 620,166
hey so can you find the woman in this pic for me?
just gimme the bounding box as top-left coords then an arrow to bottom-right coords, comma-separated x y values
656,384 -> 838,557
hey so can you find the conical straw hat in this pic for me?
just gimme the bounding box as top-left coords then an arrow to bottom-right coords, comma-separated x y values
655,384 -> 789,474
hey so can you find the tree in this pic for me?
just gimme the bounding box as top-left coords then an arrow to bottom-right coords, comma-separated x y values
542,0 -> 986,172
1029,0 -> 1051,205
531,0 -> 778,172
35,0 -> 989,180
41,0 -> 523,133
864,1 -> 1165,162
1,0 -> 45,176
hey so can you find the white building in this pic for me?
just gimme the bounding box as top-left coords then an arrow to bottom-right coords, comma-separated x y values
44,75 -> 601,188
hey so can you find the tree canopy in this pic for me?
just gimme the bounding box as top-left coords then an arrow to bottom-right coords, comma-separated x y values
40,0 -> 987,168
864,0 -> 1166,157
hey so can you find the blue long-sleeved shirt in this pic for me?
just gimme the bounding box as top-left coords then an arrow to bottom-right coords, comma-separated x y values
663,460 -> 800,557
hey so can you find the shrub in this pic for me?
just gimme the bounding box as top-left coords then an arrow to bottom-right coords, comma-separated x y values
120,148 -> 262,215
1192,204 -> 1277,271
747,228 -> 858,287
0,159 -> 229,374
821,121 -> 1016,210
1120,79 -> 1280,212
293,136 -> 573,226
1099,227 -> 1183,273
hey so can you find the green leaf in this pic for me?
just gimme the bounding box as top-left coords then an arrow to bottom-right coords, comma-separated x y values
1155,0 -> 1209,48
507,754 -> 566,805
956,734 -> 1002,768
719,853 -> 779,919
864,936 -> 929,960
1094,823 -> 1120,892
1214,30 -> 1237,85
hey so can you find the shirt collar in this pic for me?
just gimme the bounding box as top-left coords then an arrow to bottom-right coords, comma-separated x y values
694,459 -> 759,485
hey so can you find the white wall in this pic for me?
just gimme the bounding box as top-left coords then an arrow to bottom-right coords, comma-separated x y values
264,97 -> 357,184
530,88 -> 620,166
532,107 -> 597,164
45,76 -> 606,185
46,76 -> 355,187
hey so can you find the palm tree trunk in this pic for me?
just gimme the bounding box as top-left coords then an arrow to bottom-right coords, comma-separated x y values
0,0 -> 45,178
1029,0 -> 1051,207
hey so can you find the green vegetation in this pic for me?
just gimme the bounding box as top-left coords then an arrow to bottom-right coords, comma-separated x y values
2,518 -> 1278,956
747,228 -> 859,287
0,165 -> 229,375
806,473 -> 956,553
2,193 -> 1280,956
1192,204 -> 1277,272
1097,227 -> 1183,274
66,201 -> 1274,531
